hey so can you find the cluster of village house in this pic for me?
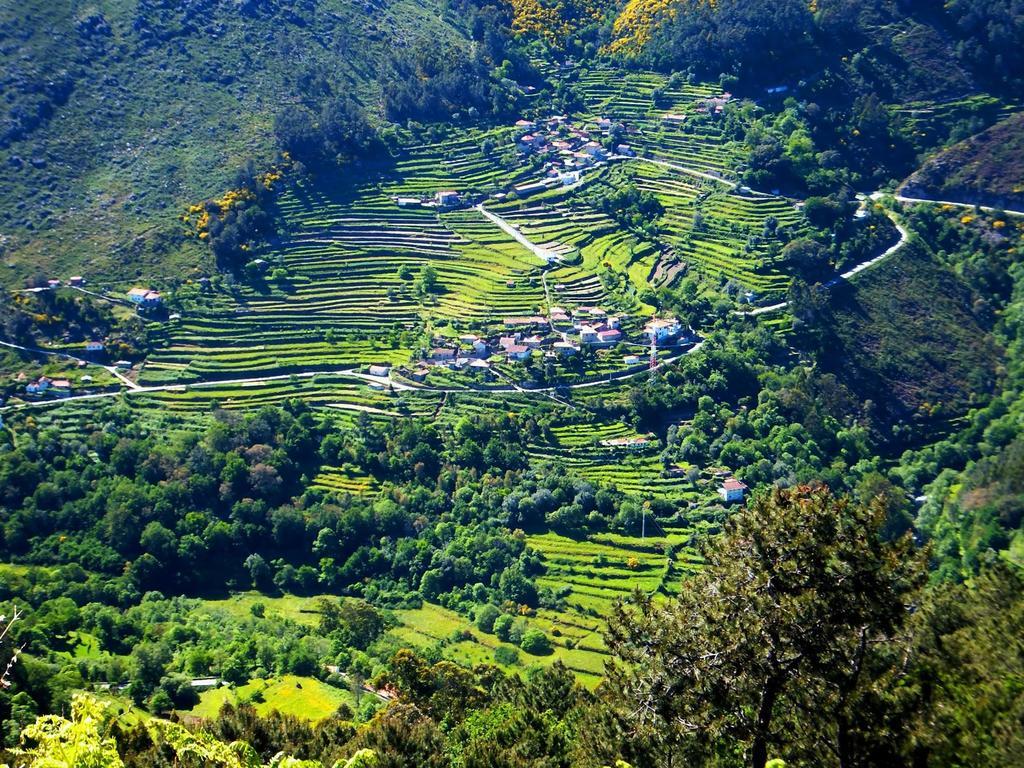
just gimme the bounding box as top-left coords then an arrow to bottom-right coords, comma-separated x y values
13,279 -> 166,399
392,88 -> 738,212
368,310 -> 687,385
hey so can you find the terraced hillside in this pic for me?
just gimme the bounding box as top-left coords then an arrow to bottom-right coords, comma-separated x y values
144,186 -> 548,383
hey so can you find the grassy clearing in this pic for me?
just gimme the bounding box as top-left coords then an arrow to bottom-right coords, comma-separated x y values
183,675 -> 355,722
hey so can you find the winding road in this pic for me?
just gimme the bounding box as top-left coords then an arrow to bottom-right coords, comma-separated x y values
738,206 -> 911,317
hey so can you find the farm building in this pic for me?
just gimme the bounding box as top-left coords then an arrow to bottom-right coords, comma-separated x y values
26,377 -> 51,395
579,326 -> 599,344
523,334 -> 545,348
368,365 -> 391,377
503,316 -> 547,327
50,379 -> 72,393
513,180 -> 553,197
597,329 -> 622,344
85,340 -> 105,352
506,344 -> 532,361
409,367 -> 430,382
68,276 -> 84,286
615,144 -> 635,156
553,341 -> 578,356
395,197 -> 421,208
127,287 -> 162,309
720,478 -> 748,503
600,436 -> 651,452
624,354 -> 642,366
435,190 -> 460,207
430,348 -> 456,361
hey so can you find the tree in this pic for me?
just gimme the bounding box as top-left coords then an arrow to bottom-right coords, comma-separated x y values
604,485 -> 924,768
493,614 -> 514,643
519,628 -> 551,656
475,604 -> 501,634
781,238 -> 829,279
416,265 -> 439,296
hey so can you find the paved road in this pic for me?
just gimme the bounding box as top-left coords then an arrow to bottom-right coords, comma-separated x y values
737,204 -> 911,317
892,192 -> 1024,218
1,340 -> 702,413
475,204 -> 563,263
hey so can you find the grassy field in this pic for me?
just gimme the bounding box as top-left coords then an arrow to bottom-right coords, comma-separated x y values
183,675 -> 356,722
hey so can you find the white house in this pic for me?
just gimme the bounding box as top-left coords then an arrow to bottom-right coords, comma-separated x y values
624,354 -> 642,366
506,344 -> 532,361
719,478 -> 748,503
435,190 -> 460,207
553,341 -> 578,356
368,365 -> 391,378
127,287 -> 162,309
579,325 -> 600,344
645,317 -> 682,343
85,340 -> 105,353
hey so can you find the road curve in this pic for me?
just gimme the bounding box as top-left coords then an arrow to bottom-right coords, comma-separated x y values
736,204 -> 911,317
893,193 -> 1024,218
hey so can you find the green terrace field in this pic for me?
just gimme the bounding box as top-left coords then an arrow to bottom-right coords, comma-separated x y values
529,420 -> 699,501
183,675 -> 358,722
3,373 -> 446,445
391,600 -> 612,687
311,465 -> 379,497
627,161 -> 804,294
145,170 -> 555,383
565,65 -> 747,175
382,127 -> 538,197
487,171 -> 658,315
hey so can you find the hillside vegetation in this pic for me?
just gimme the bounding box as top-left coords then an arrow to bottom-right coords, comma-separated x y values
901,112 -> 1024,210
0,0 -> 470,286
817,239 -> 1000,428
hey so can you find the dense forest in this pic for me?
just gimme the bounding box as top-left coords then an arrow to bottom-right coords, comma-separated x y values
3,488 -> 1021,766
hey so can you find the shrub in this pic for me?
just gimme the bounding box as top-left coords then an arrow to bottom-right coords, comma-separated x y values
494,645 -> 520,666
519,628 -> 552,655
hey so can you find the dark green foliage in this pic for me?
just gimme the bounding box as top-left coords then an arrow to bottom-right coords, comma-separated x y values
644,0 -> 816,82
274,97 -> 378,167
814,239 -> 1000,428
381,41 -> 513,122
584,182 -> 663,237
602,486 -> 925,768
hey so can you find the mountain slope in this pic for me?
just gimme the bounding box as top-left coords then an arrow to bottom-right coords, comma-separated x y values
0,0 -> 469,287
900,112 -> 1024,210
